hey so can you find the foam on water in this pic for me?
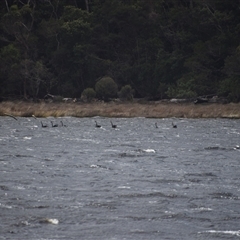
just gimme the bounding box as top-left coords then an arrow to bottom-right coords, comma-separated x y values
142,149 -> 156,153
199,230 -> 240,236
42,218 -> 59,225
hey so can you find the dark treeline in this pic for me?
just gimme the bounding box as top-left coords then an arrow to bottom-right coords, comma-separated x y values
1,0 -> 240,102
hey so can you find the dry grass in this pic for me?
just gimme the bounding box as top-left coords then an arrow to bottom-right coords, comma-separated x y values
0,101 -> 239,118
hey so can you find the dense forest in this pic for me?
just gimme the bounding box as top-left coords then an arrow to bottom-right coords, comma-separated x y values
0,0 -> 240,102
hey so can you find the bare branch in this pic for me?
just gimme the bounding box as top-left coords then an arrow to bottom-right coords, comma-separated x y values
46,0 -> 58,19
85,0 -> 89,12
4,0 -> 9,12
18,0 -> 25,5
20,22 -> 31,31
4,113 -> 18,120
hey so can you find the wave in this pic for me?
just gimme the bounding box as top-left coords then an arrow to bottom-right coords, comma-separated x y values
210,192 -> 240,200
199,230 -> 240,236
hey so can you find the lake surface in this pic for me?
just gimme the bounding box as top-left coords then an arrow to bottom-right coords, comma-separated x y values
0,116 -> 240,240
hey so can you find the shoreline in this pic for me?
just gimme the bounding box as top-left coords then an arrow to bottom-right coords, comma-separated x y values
0,101 -> 240,119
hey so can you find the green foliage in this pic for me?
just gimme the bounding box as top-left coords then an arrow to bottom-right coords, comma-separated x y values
60,6 -> 91,44
118,85 -> 134,101
0,44 -> 20,63
166,86 -> 177,99
166,78 -> 197,99
1,0 -> 240,101
81,88 -> 96,102
0,44 -> 21,97
177,77 -> 198,98
157,82 -> 168,99
95,76 -> 118,101
218,77 -> 240,102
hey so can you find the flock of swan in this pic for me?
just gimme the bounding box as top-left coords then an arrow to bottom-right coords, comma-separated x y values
4,113 -> 239,152
3,113 -> 177,129
4,113 -> 177,128
37,119 -> 117,129
38,119 -> 177,129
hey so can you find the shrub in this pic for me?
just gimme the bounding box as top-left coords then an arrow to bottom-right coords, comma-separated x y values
52,95 -> 63,102
218,77 -> 240,102
81,88 -> 96,102
95,76 -> 118,101
157,82 -> 168,99
118,85 -> 134,101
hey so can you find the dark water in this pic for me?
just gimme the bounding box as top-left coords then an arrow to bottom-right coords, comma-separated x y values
0,116 -> 240,240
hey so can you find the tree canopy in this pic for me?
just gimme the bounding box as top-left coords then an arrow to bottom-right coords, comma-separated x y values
1,0 -> 240,102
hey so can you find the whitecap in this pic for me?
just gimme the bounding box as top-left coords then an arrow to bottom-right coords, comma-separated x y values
118,186 -> 131,189
143,149 -> 156,153
0,203 -> 12,209
26,148 -> 34,151
149,200 -> 157,204
47,218 -> 59,224
90,164 -> 99,168
104,149 -> 119,152
20,221 -> 29,226
23,137 -> 32,140
191,207 -> 212,212
198,207 -> 212,211
200,230 -> 240,236
40,218 -> 59,225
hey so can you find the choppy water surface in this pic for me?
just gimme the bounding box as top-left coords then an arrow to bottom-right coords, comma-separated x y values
0,116 -> 240,240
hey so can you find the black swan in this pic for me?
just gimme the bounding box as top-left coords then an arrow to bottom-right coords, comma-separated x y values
110,121 -> 117,128
51,121 -> 58,127
95,121 -> 101,128
41,121 -> 48,128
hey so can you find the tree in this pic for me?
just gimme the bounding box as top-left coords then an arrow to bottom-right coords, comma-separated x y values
81,88 -> 96,102
50,5 -> 92,96
0,44 -> 21,98
95,76 -> 118,101
118,85 -> 134,101
1,0 -> 240,101
1,3 -> 38,98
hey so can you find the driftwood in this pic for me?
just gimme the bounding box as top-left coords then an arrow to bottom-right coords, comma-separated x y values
194,97 -> 209,104
194,95 -> 228,104
4,113 -> 18,120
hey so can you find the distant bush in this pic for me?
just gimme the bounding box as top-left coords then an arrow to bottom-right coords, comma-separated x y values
81,88 -> 96,102
176,90 -> 197,99
118,85 -> 134,101
157,82 -> 168,99
52,95 -> 63,102
166,78 -> 197,99
95,76 -> 118,101
218,77 -> 240,102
